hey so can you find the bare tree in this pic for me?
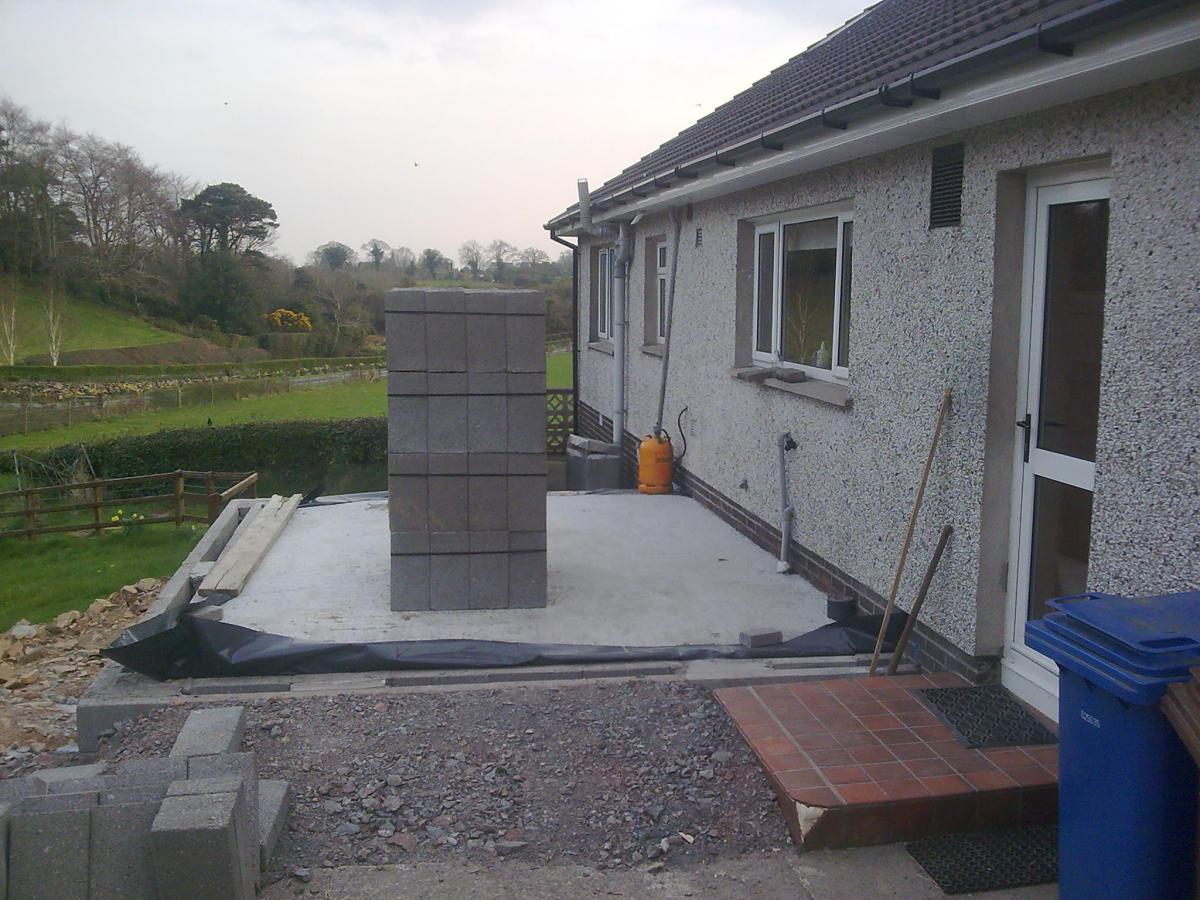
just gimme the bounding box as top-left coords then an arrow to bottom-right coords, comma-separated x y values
43,281 -> 66,366
487,239 -> 517,282
391,246 -> 416,276
517,247 -> 550,268
311,267 -> 359,352
0,281 -> 17,365
459,240 -> 485,279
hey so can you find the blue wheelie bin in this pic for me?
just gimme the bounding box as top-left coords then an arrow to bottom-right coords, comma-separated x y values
1026,591 -> 1200,900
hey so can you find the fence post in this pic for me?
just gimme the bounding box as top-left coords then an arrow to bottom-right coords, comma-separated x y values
23,490 -> 35,539
93,484 -> 103,535
68,398 -> 73,427
174,470 -> 185,527
178,385 -> 182,408
23,399 -> 29,434
206,472 -> 218,523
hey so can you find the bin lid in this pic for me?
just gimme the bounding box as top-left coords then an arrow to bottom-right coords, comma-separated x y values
1026,592 -> 1200,705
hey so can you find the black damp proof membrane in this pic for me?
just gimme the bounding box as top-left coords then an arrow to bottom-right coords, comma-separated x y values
919,684 -> 1058,749
907,824 -> 1058,895
101,607 -> 906,681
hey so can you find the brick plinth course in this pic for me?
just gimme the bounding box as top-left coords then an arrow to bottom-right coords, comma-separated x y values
0,706 -> 288,900
387,288 -> 548,611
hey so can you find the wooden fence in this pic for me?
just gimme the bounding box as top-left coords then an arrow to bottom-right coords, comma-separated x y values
0,470 -> 258,540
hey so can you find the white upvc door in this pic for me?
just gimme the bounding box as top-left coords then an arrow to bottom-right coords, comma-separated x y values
1002,170 -> 1111,719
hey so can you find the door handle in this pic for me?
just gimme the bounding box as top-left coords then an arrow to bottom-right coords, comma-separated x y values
1016,414 -> 1032,463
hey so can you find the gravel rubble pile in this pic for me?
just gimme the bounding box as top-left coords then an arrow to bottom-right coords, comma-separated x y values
102,681 -> 790,877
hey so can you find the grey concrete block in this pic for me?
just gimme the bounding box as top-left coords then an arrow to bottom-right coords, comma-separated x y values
101,782 -> 169,806
112,757 -> 188,787
184,755 -> 258,890
424,289 -> 466,313
467,395 -> 507,453
9,804 -> 91,900
391,555 -> 430,610
507,476 -> 547,531
429,555 -> 470,610
0,803 -> 8,900
467,314 -> 507,373
170,706 -> 247,759
509,530 -> 548,551
506,315 -> 545,373
387,396 -> 427,453
428,453 -> 468,475
469,475 -> 508,532
29,763 -> 107,790
428,372 -> 468,394
470,531 -> 509,553
166,776 -> 244,798
77,698 -> 166,754
507,394 -> 547,453
182,677 -> 292,696
388,475 -> 428,532
428,476 -> 469,532
385,288 -> 425,312
509,453 -> 547,475
90,800 -> 159,900
506,291 -> 544,315
17,791 -> 97,814
469,554 -> 509,609
0,777 -> 44,803
45,776 -> 108,796
258,780 -> 291,868
391,531 -> 431,555
388,452 -> 428,475
425,313 -> 467,372
429,532 -> 470,554
508,551 -> 548,608
507,372 -> 546,395
387,371 -> 427,395
467,371 -> 507,395
468,453 -> 507,475
386,311 -> 426,371
152,791 -> 253,900
464,290 -> 503,313
428,395 -> 468,454
740,629 -> 783,648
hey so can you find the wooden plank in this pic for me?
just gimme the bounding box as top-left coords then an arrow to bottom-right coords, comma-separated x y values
198,494 -> 301,598
201,496 -> 281,590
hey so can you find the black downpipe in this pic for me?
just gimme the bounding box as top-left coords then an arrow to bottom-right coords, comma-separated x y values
549,230 -> 580,436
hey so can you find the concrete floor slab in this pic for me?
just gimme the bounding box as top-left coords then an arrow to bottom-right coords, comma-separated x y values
220,492 -> 830,646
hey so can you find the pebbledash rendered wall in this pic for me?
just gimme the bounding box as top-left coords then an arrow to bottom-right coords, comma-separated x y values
575,72 -> 1200,669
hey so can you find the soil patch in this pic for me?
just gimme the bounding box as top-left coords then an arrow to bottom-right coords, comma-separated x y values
28,337 -> 267,367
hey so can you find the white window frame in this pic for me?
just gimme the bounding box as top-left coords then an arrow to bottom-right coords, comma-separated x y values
597,247 -> 612,340
655,242 -> 668,342
751,201 -> 853,381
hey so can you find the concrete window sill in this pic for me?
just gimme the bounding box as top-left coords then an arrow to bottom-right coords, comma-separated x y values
588,340 -> 614,356
640,343 -> 664,358
729,368 -> 851,408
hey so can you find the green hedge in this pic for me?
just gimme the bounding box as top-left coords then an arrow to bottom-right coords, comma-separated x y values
0,355 -> 384,384
6,418 -> 387,496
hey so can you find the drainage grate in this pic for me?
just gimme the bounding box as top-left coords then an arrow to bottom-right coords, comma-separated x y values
907,825 -> 1057,895
919,684 -> 1057,749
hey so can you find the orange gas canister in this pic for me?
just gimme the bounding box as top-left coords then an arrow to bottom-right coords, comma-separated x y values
637,433 -> 673,494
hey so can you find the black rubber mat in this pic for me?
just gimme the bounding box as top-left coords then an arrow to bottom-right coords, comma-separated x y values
919,684 -> 1057,749
907,825 -> 1058,895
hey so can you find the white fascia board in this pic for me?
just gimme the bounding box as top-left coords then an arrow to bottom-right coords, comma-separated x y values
583,7 -> 1200,225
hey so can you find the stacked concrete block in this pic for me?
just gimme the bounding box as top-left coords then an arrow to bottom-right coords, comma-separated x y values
387,288 -> 548,610
0,707 -> 289,900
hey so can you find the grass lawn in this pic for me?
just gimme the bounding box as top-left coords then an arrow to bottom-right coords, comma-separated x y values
4,278 -> 176,362
546,350 -> 571,389
0,524 -> 202,630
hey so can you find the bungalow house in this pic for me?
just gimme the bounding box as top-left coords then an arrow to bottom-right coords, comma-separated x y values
545,0 -> 1199,717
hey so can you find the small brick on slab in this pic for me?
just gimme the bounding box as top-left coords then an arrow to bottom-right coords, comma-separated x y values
170,707 -> 247,759
740,629 -> 783,648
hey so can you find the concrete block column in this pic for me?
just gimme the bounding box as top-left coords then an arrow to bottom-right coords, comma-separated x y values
387,289 -> 547,611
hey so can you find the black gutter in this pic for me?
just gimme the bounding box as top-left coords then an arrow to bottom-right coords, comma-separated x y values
544,0 -> 1187,230
549,230 -> 580,437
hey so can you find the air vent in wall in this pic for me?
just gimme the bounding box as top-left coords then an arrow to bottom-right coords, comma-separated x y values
930,143 -> 964,229
695,227 -> 703,248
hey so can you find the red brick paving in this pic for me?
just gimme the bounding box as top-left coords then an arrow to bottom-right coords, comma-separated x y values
714,674 -> 1058,850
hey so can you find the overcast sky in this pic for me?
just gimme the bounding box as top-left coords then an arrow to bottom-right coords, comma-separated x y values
0,0 -> 864,263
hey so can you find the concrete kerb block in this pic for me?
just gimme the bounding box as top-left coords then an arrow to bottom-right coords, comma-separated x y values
29,763 -> 108,791
170,706 -> 247,759
112,757 -> 188,787
257,779 -> 291,868
151,791 -> 253,900
186,753 -> 258,837
90,799 -> 159,899
174,764 -> 259,893
9,792 -> 94,900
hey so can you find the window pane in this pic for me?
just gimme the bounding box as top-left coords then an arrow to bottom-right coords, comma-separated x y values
781,218 -> 837,368
658,245 -> 667,269
754,232 -> 775,354
657,277 -> 667,339
1027,476 -> 1093,623
598,251 -> 608,335
1037,199 -> 1108,461
837,221 -> 853,368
